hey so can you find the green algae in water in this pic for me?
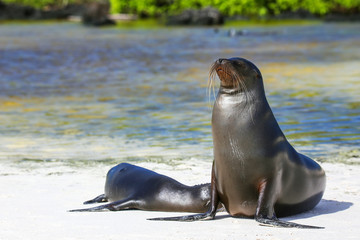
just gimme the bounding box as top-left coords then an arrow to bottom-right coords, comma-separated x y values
289,90 -> 320,98
347,102 -> 360,109
317,149 -> 360,165
113,19 -> 164,29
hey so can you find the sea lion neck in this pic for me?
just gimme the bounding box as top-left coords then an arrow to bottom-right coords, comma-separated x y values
219,86 -> 243,95
217,85 -> 267,106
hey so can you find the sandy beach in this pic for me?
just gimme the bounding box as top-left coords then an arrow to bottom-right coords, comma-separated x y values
1,160 -> 358,240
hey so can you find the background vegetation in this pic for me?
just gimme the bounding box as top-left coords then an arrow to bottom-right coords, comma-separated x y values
109,0 -> 360,17
3,0 -> 360,18
2,0 -> 86,9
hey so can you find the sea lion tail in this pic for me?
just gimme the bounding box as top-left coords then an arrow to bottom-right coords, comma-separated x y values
68,205 -> 110,212
83,194 -> 108,204
69,198 -> 137,212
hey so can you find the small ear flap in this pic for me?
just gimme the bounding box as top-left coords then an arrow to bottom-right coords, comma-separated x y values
250,69 -> 260,80
256,71 -> 262,79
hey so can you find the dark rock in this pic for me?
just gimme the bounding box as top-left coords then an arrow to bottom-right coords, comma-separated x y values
273,9 -> 316,20
228,29 -> 247,37
167,7 -> 224,26
40,4 -> 86,20
325,13 -> 360,22
0,0 -> 38,20
0,1 -> 85,20
227,28 -> 279,38
82,1 -> 115,26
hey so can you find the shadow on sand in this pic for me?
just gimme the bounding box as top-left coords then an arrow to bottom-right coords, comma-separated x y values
285,199 -> 353,220
212,199 -> 353,221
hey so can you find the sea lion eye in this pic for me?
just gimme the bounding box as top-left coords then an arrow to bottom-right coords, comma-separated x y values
233,60 -> 246,68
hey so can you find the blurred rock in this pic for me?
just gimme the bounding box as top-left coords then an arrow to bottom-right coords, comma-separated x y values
325,13 -> 360,22
227,28 -> 279,37
41,4 -> 85,19
82,1 -> 115,26
0,0 -> 37,20
0,1 -> 85,20
167,7 -> 224,26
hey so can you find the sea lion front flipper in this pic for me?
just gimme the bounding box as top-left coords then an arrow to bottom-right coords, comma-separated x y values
255,216 -> 324,229
69,198 -> 138,212
83,194 -> 108,204
255,179 -> 323,229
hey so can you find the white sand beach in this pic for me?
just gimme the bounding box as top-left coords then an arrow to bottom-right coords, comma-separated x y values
1,160 -> 359,240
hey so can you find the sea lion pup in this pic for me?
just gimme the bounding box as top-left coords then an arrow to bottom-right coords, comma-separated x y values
69,163 -> 213,213
149,58 -> 326,228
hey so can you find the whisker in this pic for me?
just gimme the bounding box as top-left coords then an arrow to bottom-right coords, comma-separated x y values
207,63 -> 219,106
207,60 -> 256,117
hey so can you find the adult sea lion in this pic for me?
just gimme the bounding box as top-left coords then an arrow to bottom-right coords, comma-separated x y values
69,163 -> 212,213
150,57 -> 326,228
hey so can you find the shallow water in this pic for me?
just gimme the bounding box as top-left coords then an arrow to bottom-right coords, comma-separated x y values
0,21 -> 359,168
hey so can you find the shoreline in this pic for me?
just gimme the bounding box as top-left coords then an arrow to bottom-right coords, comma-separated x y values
0,161 -> 358,239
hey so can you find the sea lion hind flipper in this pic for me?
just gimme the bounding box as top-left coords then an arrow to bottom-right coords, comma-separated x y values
148,212 -> 215,222
69,198 -> 138,212
83,194 -> 108,204
255,216 -> 324,229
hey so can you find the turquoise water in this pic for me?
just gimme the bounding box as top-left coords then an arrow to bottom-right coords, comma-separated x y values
0,22 -> 359,166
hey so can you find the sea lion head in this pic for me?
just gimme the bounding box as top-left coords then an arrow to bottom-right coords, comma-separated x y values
210,57 -> 263,93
